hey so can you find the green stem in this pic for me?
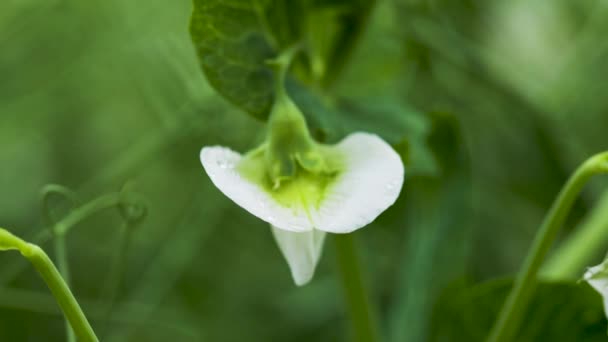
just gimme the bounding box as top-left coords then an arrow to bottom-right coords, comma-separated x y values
0,193 -> 124,285
99,222 -> 134,336
103,223 -> 132,304
42,185 -> 78,341
53,193 -> 123,237
486,152 -> 608,342
0,228 -> 98,342
541,191 -> 608,280
54,236 -> 76,342
334,233 -> 378,342
27,245 -> 97,342
268,44 -> 302,97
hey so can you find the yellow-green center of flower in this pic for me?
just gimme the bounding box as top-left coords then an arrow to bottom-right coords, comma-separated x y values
237,89 -> 343,214
238,149 -> 341,214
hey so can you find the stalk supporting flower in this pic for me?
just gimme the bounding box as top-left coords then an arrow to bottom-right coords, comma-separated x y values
487,151 -> 608,342
199,46 -> 404,286
335,234 -> 378,342
42,184 -> 78,342
0,228 -> 99,342
541,193 -> 608,280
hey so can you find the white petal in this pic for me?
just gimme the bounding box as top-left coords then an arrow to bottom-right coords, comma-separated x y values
584,264 -> 608,317
200,147 -> 314,232
271,225 -> 326,286
313,133 -> 404,233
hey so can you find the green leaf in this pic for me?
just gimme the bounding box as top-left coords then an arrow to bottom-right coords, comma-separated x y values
190,0 -> 435,171
387,112 -> 472,342
430,279 -> 607,342
288,82 -> 435,175
189,0 -> 380,120
190,0 -> 277,119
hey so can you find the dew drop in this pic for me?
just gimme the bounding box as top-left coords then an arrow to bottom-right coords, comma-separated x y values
384,179 -> 400,195
357,215 -> 368,226
217,160 -> 234,169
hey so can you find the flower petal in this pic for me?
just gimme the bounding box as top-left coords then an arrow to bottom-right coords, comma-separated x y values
271,225 -> 326,286
200,146 -> 313,232
584,264 -> 608,317
313,133 -> 404,233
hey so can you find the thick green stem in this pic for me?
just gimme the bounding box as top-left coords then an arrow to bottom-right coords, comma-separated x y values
0,228 -> 98,342
42,185 -> 78,342
334,234 -> 378,342
541,191 -> 608,280
26,245 -> 98,342
54,236 -> 76,342
486,152 -> 608,342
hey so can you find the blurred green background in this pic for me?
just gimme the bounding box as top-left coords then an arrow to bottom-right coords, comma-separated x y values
2,0 -> 608,341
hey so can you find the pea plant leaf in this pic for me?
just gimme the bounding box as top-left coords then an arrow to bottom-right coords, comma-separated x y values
190,0 -> 393,117
287,82 -> 436,175
190,0 -> 436,175
189,0 -> 365,120
190,0 -> 277,119
430,279 -> 607,342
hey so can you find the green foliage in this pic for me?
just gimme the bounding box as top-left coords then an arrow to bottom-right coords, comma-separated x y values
387,112 -> 472,342
190,0 -> 276,119
430,279 -> 607,341
3,0 -> 608,341
189,0 -> 428,164
189,0 -> 375,116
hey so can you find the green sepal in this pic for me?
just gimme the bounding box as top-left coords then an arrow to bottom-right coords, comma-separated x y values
237,144 -> 342,213
262,47 -> 336,188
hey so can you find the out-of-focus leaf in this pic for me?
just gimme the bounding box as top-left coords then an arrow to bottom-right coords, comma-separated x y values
430,279 -> 607,342
388,112 -> 472,342
288,83 -> 435,175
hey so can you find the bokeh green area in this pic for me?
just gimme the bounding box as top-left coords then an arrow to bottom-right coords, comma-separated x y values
2,0 -> 608,341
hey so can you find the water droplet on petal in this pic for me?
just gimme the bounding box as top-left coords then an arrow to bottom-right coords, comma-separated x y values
217,160 -> 234,169
257,197 -> 267,210
384,179 -> 401,196
356,215 -> 368,226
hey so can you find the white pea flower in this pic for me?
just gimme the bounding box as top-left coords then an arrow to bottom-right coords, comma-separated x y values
200,131 -> 403,285
584,261 -> 608,316
199,51 -> 404,286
